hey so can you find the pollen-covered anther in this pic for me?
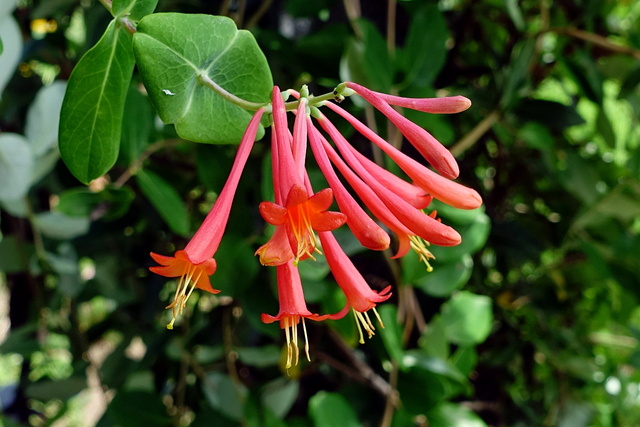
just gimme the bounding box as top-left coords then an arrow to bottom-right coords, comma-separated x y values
409,235 -> 436,272
282,315 -> 311,368
353,307 -> 385,345
164,264 -> 204,330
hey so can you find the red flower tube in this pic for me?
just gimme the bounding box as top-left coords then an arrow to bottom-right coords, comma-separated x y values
150,108 -> 265,329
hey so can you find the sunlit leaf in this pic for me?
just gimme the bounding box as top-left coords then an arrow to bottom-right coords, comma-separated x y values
261,378 -> 299,419
340,19 -> 392,94
34,212 -> 91,239
202,372 -> 248,421
427,403 -> 487,427
441,291 -> 492,346
26,377 -> 86,401
309,392 -> 360,427
112,0 -> 158,21
25,81 -> 67,156
398,3 -> 448,87
133,13 -> 272,144
416,255 -> 473,297
59,20 -> 135,183
378,304 -> 404,366
0,14 -> 21,96
0,133 -> 34,201
136,169 -> 190,236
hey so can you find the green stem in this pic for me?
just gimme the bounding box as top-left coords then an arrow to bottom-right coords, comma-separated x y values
117,16 -> 137,35
198,73 -> 269,111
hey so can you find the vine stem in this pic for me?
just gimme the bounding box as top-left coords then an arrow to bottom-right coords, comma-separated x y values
197,73 -> 269,111
113,139 -> 181,188
450,110 -> 501,158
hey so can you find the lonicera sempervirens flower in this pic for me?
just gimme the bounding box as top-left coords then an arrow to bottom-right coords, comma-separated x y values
149,108 -> 265,329
256,87 -> 346,266
150,79 -> 483,367
261,260 -> 339,368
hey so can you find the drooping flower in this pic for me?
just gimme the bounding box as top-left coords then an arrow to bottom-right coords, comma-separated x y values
261,260 -> 340,368
318,231 -> 391,343
257,185 -> 347,265
256,87 -> 346,266
149,108 -> 265,329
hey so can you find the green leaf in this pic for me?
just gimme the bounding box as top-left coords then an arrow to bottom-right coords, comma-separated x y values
450,346 -> 478,377
398,3 -> 448,87
340,19 -> 392,93
261,378 -> 299,419
419,316 -> 449,360
416,254 -> 474,297
33,212 -> 91,239
397,367 -> 447,414
202,372 -> 248,421
401,247 -> 430,284
119,86 -> 153,166
133,13 -> 272,144
0,236 -> 33,273
426,403 -> 487,427
402,350 -> 471,394
26,377 -> 86,401
106,390 -> 171,427
0,134 -> 34,201
135,169 -> 190,236
213,238 -> 260,297
501,39 -> 535,108
441,291 -> 493,346
515,99 -> 586,129
112,0 -> 158,21
431,212 -> 491,263
309,392 -> 360,427
505,0 -> 525,31
563,51 -> 604,104
596,107 -> 616,148
56,186 -> 134,219
378,304 -> 404,366
0,324 -> 39,356
236,345 -> 282,368
0,15 -> 21,96
519,121 -> 554,151
25,81 -> 67,156
59,20 -> 135,183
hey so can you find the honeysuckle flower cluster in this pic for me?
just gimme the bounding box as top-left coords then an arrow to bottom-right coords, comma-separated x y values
150,82 -> 482,367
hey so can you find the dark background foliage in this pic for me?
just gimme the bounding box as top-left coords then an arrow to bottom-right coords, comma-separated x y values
1,0 -> 639,426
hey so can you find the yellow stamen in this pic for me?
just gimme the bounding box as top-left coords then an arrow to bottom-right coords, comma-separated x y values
372,307 -> 385,330
293,320 -> 300,367
409,235 -> 435,272
302,318 -> 310,362
290,205 -> 323,264
284,317 -> 292,368
353,308 -> 376,343
353,308 -> 386,344
282,316 -> 311,369
164,264 -> 202,330
354,309 -> 365,344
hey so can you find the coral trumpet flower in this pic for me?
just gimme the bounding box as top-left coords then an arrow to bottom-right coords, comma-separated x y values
257,185 -> 346,265
319,232 -> 391,343
150,108 -> 265,329
261,261 -> 337,368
